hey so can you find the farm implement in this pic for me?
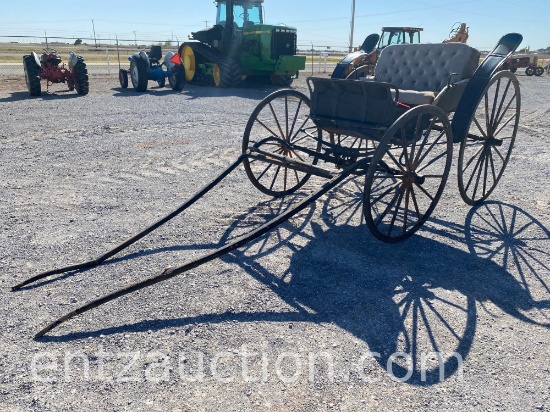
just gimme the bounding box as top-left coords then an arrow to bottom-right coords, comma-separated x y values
23,49 -> 89,96
13,34 -> 523,338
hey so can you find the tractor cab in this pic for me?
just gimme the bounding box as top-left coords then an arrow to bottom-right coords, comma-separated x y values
378,27 -> 422,50
216,0 -> 264,29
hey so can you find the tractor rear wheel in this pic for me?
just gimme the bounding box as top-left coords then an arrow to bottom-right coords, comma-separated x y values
130,55 -> 148,92
73,57 -> 89,96
270,73 -> 293,87
168,65 -> 185,91
23,55 -> 41,97
119,69 -> 128,88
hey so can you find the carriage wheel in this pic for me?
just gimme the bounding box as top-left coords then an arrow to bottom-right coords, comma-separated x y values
457,71 -> 520,205
364,105 -> 453,243
242,89 -> 322,197
345,64 -> 374,80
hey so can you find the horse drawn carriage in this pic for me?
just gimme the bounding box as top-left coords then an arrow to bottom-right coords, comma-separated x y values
14,34 -> 523,337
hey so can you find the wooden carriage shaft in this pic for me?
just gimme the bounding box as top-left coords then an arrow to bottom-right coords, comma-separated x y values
33,158 -> 370,338
12,156 -> 247,291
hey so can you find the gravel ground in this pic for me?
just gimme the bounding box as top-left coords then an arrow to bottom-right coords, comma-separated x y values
0,71 -> 549,411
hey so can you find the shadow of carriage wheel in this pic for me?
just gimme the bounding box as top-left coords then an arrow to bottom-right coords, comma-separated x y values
465,202 -> 550,327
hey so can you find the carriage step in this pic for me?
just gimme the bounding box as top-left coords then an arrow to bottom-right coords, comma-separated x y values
247,147 -> 334,179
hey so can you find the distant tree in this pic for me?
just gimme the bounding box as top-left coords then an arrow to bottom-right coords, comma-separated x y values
74,39 -> 83,45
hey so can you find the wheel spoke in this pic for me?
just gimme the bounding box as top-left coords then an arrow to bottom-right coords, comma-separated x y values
472,117 -> 488,138
288,99 -> 304,140
414,130 -> 446,169
268,102 -> 286,139
269,165 -> 282,191
254,118 -> 281,139
414,182 -> 435,202
416,149 -> 449,174
387,189 -> 405,237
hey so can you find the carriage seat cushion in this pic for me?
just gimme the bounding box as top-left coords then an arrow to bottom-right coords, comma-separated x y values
374,43 -> 480,104
390,89 -> 436,105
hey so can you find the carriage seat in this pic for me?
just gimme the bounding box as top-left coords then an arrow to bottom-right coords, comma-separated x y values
372,42 -> 480,107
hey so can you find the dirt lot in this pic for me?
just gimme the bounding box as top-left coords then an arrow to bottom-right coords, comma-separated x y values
0,71 -> 549,411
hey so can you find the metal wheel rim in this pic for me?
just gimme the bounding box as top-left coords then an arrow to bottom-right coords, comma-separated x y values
130,62 -> 139,87
182,46 -> 195,81
213,64 -> 221,87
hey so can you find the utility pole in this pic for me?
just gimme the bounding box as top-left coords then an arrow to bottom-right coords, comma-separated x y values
349,0 -> 355,53
134,31 -> 137,47
204,21 -> 209,28
92,19 -> 97,48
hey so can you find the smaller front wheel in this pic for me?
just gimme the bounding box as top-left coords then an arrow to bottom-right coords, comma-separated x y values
534,66 -> 544,76
270,73 -> 293,87
168,65 -> 185,91
525,66 -> 534,76
119,69 -> 128,88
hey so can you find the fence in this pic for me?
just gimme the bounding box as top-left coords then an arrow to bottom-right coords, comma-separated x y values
0,35 -> 180,76
0,34 -> 346,77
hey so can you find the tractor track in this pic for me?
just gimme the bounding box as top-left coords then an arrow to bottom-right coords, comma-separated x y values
182,42 -> 241,87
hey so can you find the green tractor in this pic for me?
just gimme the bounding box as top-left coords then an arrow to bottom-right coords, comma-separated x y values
178,0 -> 306,87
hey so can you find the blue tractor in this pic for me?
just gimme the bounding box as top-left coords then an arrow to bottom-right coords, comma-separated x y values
119,45 -> 185,92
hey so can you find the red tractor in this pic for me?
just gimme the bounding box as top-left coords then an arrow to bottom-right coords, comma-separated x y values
23,49 -> 90,96
501,53 -> 545,76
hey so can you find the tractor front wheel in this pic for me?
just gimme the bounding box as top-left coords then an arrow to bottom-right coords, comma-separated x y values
119,69 -> 128,88
168,65 -> 185,91
130,55 -> 148,92
23,55 -> 41,97
73,57 -> 89,96
270,73 -> 293,87
215,59 -> 241,88
525,66 -> 534,76
534,66 -> 544,76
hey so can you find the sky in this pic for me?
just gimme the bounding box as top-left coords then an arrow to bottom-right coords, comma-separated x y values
0,0 -> 548,51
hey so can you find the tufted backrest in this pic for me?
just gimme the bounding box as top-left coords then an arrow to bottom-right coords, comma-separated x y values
374,43 -> 480,93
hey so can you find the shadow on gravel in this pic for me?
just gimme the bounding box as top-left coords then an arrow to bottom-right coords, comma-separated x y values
37,191 -> 549,385
111,83 -> 296,101
0,90 -> 81,102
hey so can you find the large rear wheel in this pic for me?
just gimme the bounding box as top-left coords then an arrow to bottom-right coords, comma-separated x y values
243,89 -> 322,197
457,71 -> 520,205
73,57 -> 89,96
130,55 -> 148,92
364,105 -> 453,243
23,55 -> 41,97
